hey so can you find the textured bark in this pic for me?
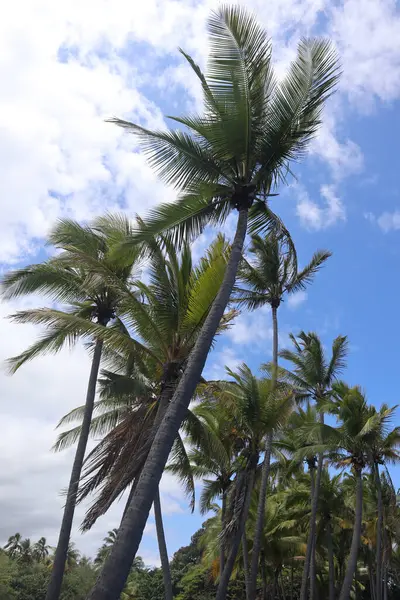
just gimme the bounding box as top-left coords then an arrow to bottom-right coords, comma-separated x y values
242,533 -> 251,600
338,468 -> 363,600
375,463 -> 383,600
154,488 -> 173,600
45,338 -> 103,600
327,519 -> 335,600
86,208 -> 249,600
216,459 -> 257,600
248,305 -> 278,600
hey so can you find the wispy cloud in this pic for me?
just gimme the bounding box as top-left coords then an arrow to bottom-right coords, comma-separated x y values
296,185 -> 346,231
287,290 -> 308,309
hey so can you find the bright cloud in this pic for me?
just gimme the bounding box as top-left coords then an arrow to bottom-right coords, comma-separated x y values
376,211 -> 400,232
287,290 -> 308,309
296,185 -> 346,230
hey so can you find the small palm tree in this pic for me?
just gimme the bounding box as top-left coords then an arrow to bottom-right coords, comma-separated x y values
280,332 -> 348,600
4,533 -> 22,558
1,216 -> 140,600
235,233 -> 331,599
19,539 -> 33,564
33,537 -> 50,562
88,5 -> 340,598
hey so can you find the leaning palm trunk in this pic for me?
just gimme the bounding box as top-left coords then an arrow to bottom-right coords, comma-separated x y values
216,457 -> 257,600
46,338 -> 104,600
87,208 -> 249,600
338,468 -> 363,600
154,488 -> 173,600
327,519 -> 335,600
220,490 -> 227,575
375,463 -> 383,600
248,305 -> 278,600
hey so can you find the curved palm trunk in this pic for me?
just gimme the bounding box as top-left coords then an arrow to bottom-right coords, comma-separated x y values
338,468 -> 363,600
249,305 -> 278,600
375,463 -> 383,600
86,208 -> 249,600
327,519 -> 335,600
154,488 -> 173,600
46,338 -> 103,600
216,459 -> 256,600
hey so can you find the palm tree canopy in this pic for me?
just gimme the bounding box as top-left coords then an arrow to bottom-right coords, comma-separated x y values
108,6 -> 340,253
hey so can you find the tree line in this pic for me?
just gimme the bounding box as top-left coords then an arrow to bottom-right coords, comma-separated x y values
2,5 -> 398,600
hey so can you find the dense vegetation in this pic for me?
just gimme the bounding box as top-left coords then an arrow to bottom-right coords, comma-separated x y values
1,5 -> 399,600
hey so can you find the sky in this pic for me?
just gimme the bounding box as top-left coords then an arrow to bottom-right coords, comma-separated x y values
1,0 -> 400,567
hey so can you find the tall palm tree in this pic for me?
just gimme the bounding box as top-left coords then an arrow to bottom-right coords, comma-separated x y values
280,332 -> 348,600
89,5 -> 340,597
1,216 -> 140,600
4,533 -> 22,558
55,234 -> 234,600
235,233 -> 331,599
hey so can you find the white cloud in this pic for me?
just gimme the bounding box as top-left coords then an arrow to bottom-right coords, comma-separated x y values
296,185 -> 346,230
376,210 -> 400,232
287,290 -> 308,309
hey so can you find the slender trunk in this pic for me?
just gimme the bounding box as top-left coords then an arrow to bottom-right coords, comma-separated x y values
300,464 -> 316,600
280,572 -> 286,600
271,570 -> 279,600
86,208 -> 249,600
220,490 -> 227,576
290,560 -> 294,600
216,458 -> 257,600
310,534 -> 317,600
310,415 -> 324,600
154,488 -> 173,600
262,555 -> 268,600
46,338 -> 103,600
327,519 -> 335,600
338,468 -> 363,600
369,556 -> 376,600
375,463 -> 383,600
383,564 -> 387,600
242,533 -> 251,600
249,304 -> 278,600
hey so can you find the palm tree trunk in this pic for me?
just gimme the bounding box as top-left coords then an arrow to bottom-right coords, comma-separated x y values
46,338 -> 103,600
327,519 -> 335,600
242,533 -> 251,600
86,207 -> 249,600
375,463 -> 383,600
154,488 -> 173,600
262,555 -> 268,600
338,468 -> 363,600
216,457 -> 257,600
310,534 -> 317,600
290,559 -> 294,600
271,570 -> 279,600
220,490 -> 227,576
249,305 -> 278,600
300,463 -> 316,600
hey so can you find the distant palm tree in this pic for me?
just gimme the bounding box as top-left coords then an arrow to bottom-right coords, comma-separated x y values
87,5 -> 340,598
1,216 -> 140,600
280,332 -> 348,600
19,539 -> 33,564
235,233 -> 331,599
33,537 -> 50,562
4,533 -> 22,558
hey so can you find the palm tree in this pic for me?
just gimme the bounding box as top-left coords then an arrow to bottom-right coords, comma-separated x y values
280,332 -> 348,600
1,216 -> 140,600
95,530 -> 119,569
4,533 -> 22,558
235,233 -> 331,599
55,234 -> 234,600
33,537 -> 50,562
19,539 -> 33,564
89,5 -> 340,597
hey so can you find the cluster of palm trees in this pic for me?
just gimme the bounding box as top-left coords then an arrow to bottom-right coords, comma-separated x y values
1,5 -> 397,600
3,534 -> 80,568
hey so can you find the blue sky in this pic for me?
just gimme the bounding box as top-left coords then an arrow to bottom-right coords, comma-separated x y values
1,0 -> 400,568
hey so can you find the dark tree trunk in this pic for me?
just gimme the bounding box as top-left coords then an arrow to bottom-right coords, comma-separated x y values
220,490 -> 227,576
46,338 -> 103,600
375,463 -> 383,600
338,468 -> 363,600
249,306 -> 278,600
271,570 -> 279,600
216,458 -> 257,600
86,208 -> 249,600
242,533 -> 251,600
262,555 -> 268,600
327,519 -> 335,600
154,488 -> 173,600
290,559 -> 294,600
300,463 -> 316,600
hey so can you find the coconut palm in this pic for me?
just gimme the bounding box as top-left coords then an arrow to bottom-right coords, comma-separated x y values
33,537 -> 50,562
88,5 -> 340,597
235,233 -> 331,599
19,539 -> 33,564
4,533 -> 22,558
280,332 -> 348,600
1,216 -> 140,600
